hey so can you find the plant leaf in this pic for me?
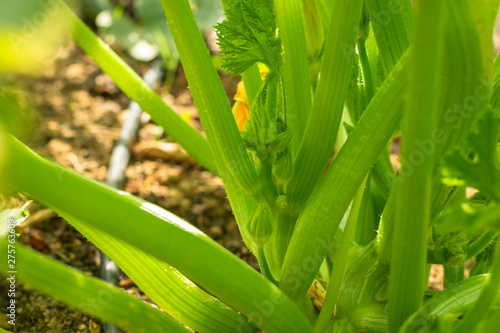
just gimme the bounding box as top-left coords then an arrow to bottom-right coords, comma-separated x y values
441,109 -> 500,201
436,201 -> 500,232
0,201 -> 29,239
216,0 -> 282,75
401,275 -> 492,332
0,240 -> 190,333
2,134 -> 315,333
64,212 -> 257,333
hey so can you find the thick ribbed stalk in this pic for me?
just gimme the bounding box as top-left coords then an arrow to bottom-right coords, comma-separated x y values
387,0 -> 445,330
378,0 -> 493,267
160,0 -> 263,198
365,0 -> 414,73
286,0 -> 364,214
263,0 -> 364,281
300,0 -> 326,86
275,0 -> 312,155
280,51 -> 410,303
444,266 -> 465,289
315,177 -> 368,333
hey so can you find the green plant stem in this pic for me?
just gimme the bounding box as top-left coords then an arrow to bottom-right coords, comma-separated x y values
467,231 -> 497,259
2,134 -> 315,333
377,0 -> 491,273
299,295 -> 319,325
433,1 -> 491,160
257,247 -> 279,285
162,0 -> 260,258
355,39 -> 396,203
314,0 -> 332,31
357,40 -> 375,101
444,266 -> 465,289
275,0 -> 312,155
371,154 -> 396,200
315,177 -> 368,333
388,0 -> 445,330
160,0 -> 264,198
264,209 -> 295,281
55,0 -> 217,174
242,64 -> 262,107
353,43 -> 396,203
401,275 -> 493,331
0,240 -> 190,333
280,50 -> 410,304
259,156 -> 278,211
478,306 -> 500,333
379,183 -> 453,264
453,241 -> 500,333
365,0 -> 413,73
286,0 -> 364,214
64,211 -> 257,333
353,176 -> 376,246
300,0 -> 325,86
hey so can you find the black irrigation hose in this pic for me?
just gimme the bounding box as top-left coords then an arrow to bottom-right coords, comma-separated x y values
101,59 -> 163,333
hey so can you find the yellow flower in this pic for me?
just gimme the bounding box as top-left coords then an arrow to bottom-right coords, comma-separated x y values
232,66 -> 268,131
232,80 -> 251,131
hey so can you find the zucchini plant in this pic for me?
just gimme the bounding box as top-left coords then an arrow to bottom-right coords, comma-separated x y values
2,0 -> 500,332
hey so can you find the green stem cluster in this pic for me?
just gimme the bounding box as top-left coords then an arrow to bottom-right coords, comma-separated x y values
388,0 -> 445,330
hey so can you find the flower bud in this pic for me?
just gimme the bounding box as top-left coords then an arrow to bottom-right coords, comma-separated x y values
248,202 -> 273,246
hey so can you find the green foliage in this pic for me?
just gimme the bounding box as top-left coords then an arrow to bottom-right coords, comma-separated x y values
432,230 -> 469,267
0,238 -> 191,333
248,201 -> 274,246
0,201 -> 28,239
442,109 -> 500,201
216,0 -> 281,75
2,0 -> 500,332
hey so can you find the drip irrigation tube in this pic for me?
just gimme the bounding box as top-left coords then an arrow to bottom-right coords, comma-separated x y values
101,59 -> 163,333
